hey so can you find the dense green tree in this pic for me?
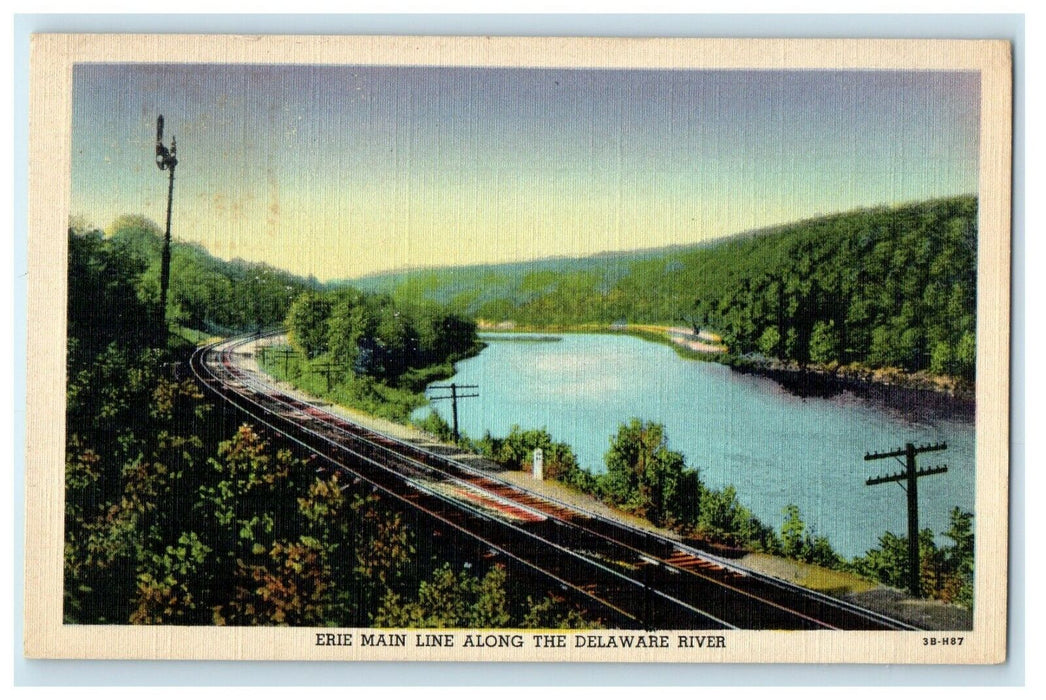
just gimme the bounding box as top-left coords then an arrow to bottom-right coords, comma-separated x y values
694,485 -> 778,551
287,292 -> 334,358
520,595 -> 603,629
601,419 -> 700,528
808,320 -> 841,366
371,564 -> 511,629
326,288 -> 372,369
67,225 -> 156,363
940,508 -> 974,608
847,510 -> 974,609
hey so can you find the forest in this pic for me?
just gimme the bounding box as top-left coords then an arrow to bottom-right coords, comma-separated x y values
357,196 -> 977,383
64,218 -> 588,627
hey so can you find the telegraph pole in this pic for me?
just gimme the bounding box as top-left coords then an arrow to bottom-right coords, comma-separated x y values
426,382 -> 479,442
311,361 -> 341,393
267,347 -> 296,376
154,115 -> 178,345
864,441 -> 948,597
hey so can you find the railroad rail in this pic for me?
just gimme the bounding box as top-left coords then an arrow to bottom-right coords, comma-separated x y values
190,333 -> 919,631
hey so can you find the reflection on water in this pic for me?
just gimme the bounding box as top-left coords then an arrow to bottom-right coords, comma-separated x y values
421,333 -> 975,558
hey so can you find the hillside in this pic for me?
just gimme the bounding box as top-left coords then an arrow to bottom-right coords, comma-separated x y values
342,196 -> 977,381
81,214 -> 320,336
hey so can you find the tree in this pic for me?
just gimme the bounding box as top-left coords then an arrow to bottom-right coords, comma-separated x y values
286,292 -> 334,358
940,508 -> 974,609
326,290 -> 372,369
929,340 -> 954,376
757,325 -> 782,357
808,320 -> 841,366
954,331 -> 976,381
371,563 -> 512,628
778,504 -> 840,567
602,419 -> 694,527
521,595 -> 603,629
780,504 -> 807,559
694,485 -> 777,551
67,226 -> 155,362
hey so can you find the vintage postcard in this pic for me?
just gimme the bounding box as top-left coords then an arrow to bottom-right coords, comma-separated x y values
25,35 -> 1011,663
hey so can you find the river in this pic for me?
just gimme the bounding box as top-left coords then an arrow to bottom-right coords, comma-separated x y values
417,332 -> 975,558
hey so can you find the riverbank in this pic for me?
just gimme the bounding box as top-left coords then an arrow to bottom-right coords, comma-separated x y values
726,357 -> 975,420
477,320 -> 975,411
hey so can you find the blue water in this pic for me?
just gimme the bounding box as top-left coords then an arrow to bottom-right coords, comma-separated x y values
417,333 -> 975,558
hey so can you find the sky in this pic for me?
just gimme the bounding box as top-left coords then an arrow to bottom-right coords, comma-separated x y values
70,64 -> 980,281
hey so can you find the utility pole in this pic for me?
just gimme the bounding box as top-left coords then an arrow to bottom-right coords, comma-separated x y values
310,361 -> 341,393
426,382 -> 479,442
154,115 -> 178,346
268,348 -> 296,376
864,441 -> 948,597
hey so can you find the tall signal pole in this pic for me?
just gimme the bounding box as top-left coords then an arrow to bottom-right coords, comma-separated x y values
864,442 -> 948,597
426,382 -> 479,442
154,115 -> 178,345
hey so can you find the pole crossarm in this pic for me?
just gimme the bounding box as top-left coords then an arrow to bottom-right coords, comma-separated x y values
264,348 -> 297,375
864,442 -> 947,461
424,383 -> 479,441
309,361 -> 343,392
865,464 -> 948,486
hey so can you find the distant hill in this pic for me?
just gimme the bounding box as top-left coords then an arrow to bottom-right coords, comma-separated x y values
344,246 -> 697,313
340,196 -> 978,380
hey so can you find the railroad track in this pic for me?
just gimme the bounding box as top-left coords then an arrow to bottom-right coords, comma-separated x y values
190,333 -> 919,631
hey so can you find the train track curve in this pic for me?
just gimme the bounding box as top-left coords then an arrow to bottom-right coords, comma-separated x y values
190,333 -> 919,631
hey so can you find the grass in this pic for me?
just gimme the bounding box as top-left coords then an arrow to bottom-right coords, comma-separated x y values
257,344 -> 449,423
741,552 -> 878,596
479,322 -> 729,363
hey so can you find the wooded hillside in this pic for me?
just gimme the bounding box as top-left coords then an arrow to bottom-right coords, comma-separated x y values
354,197 -> 977,380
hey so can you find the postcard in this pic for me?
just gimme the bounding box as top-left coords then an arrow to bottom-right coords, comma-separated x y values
25,34 -> 1011,663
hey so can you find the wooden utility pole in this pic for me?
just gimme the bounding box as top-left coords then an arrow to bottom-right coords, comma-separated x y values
864,442 -> 948,597
311,361 -> 341,392
267,348 -> 296,376
426,382 -> 479,442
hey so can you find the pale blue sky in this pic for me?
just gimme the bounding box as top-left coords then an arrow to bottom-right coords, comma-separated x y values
71,65 -> 979,280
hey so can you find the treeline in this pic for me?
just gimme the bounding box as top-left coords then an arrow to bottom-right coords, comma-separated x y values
73,215 -> 317,336
276,288 -> 482,420
65,223 -> 592,627
666,196 -> 976,379
361,197 -> 977,382
459,418 -> 973,609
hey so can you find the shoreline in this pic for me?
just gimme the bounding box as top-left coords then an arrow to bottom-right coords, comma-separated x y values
476,322 -> 975,417
726,358 -> 975,422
